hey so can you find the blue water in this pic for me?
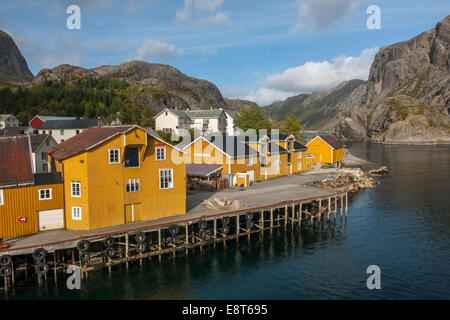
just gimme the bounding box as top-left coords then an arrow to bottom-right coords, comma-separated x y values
3,143 -> 450,299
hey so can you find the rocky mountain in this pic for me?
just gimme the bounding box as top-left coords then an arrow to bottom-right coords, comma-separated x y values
0,29 -> 250,116
265,79 -> 366,129
265,15 -> 450,144
33,60 -> 234,112
0,30 -> 34,84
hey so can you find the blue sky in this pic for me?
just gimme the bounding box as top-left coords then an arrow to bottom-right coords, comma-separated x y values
0,0 -> 448,105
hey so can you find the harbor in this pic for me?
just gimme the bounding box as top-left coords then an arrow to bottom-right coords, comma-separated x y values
1,171 -> 349,291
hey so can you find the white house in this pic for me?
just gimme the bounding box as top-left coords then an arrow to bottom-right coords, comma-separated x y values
153,108 -> 230,136
224,110 -> 237,135
30,134 -> 57,173
0,114 -> 19,129
37,118 -> 98,143
153,109 -> 191,136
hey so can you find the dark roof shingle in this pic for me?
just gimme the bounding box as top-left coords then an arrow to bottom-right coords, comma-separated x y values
39,118 -> 98,130
319,135 -> 343,149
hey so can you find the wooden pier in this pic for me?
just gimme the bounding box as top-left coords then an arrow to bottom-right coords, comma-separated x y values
0,191 -> 348,291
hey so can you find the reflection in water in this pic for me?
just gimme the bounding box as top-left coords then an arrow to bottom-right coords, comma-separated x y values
3,144 -> 450,300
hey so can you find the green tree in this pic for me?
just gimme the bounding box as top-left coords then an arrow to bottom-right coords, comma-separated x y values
234,106 -> 271,132
281,114 -> 305,143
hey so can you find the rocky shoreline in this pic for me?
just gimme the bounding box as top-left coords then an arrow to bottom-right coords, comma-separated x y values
308,149 -> 390,196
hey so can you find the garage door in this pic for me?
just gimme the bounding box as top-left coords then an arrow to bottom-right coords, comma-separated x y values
38,209 -> 64,231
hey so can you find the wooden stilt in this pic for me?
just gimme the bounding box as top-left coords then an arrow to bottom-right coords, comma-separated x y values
236,215 -> 240,242
328,197 -> 331,222
284,205 -> 288,227
185,223 -> 189,255
125,233 -> 129,270
213,219 -> 217,249
53,251 -> 57,284
270,208 -> 273,235
158,228 -> 162,264
10,258 -> 14,287
260,210 -> 264,238
299,202 -> 303,226
340,196 -> 344,217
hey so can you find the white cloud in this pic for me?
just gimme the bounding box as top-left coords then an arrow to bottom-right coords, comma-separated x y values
175,0 -> 229,25
295,0 -> 358,31
265,48 -> 377,92
136,39 -> 184,62
222,48 -> 378,106
16,36 -> 83,70
200,12 -> 231,25
221,85 -> 294,107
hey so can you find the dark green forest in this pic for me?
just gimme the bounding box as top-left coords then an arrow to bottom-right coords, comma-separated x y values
0,78 -> 156,127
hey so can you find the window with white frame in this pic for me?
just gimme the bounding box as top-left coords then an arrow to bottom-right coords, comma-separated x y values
260,143 -> 267,154
247,157 -> 253,166
42,163 -> 48,172
39,188 -> 52,200
159,169 -> 174,189
0,189 -> 3,205
126,178 -> 140,192
72,207 -> 82,220
41,152 -> 47,160
71,182 -> 81,197
298,151 -> 302,159
60,130 -> 65,136
297,161 -> 302,170
109,149 -> 120,164
156,147 -> 166,161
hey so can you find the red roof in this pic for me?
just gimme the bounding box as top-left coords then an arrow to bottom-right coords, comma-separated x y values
0,135 -> 33,186
319,135 -> 343,149
46,126 -> 135,161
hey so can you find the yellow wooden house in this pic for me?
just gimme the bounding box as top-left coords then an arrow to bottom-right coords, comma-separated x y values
182,135 -> 260,187
47,125 -> 186,231
306,135 -> 344,166
182,134 -> 310,187
0,135 -> 64,239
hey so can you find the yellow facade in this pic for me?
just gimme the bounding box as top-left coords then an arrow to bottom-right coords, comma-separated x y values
56,127 -> 186,231
0,183 -> 64,239
184,137 -> 261,186
306,136 -> 343,164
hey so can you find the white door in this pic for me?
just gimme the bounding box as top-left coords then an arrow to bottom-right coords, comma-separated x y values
38,209 -> 64,231
248,170 -> 255,183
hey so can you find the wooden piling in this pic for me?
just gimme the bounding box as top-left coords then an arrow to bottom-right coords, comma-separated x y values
284,205 -> 288,227
53,251 -> 57,284
158,228 -> 162,264
185,223 -> 189,255
125,233 -> 129,270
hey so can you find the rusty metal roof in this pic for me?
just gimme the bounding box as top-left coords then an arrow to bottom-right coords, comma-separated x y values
0,135 -> 33,186
319,135 -> 343,149
46,125 -> 135,161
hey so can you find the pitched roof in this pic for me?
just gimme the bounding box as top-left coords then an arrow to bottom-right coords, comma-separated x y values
268,142 -> 288,154
39,118 -> 98,130
186,109 -> 225,119
0,127 -> 26,136
46,125 -> 135,161
38,115 -> 77,122
0,114 -> 16,121
186,164 -> 224,177
154,109 -> 190,119
293,141 -> 308,151
315,135 -> 343,149
30,134 -> 53,152
0,135 -> 33,186
206,135 -> 259,158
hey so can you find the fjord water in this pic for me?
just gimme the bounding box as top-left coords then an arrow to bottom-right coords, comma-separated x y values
4,143 -> 450,300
